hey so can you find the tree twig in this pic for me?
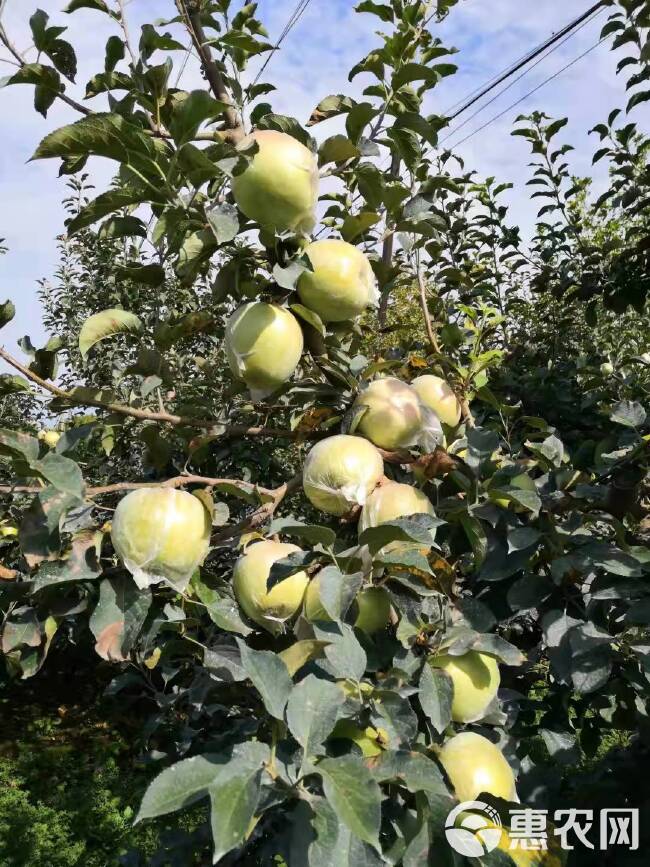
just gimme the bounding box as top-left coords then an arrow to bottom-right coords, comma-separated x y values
211,472 -> 303,545
378,152 -> 401,326
0,23 -> 93,116
116,0 -> 137,66
175,0 -> 244,142
0,473 -> 282,498
415,253 -> 442,355
0,346 -> 323,440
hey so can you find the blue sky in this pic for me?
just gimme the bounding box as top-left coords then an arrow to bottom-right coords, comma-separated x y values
0,0 -> 641,367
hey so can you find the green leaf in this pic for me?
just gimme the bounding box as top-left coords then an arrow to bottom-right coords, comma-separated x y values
341,211 -> 380,242
166,90 -> 228,145
313,621 -> 367,681
279,639 -> 330,676
105,34 -> 125,72
78,308 -> 143,358
267,549 -> 319,590
137,742 -> 269,822
268,518 -> 336,548
0,299 -> 16,329
209,768 -> 263,864
0,374 -> 30,396
30,453 -> 84,500
32,529 -> 102,592
67,186 -> 154,235
98,216 -> 147,239
286,674 -> 345,759
467,633 -> 524,666
0,428 -> 40,462
31,112 -> 168,178
154,311 -> 214,350
359,514 -> 442,553
355,1 -> 393,22
237,639 -> 293,719
290,303 -> 326,336
206,202 -> 240,244
319,135 -> 360,166
3,63 -> 62,117
418,663 -> 452,734
371,690 -> 418,746
627,89 -> 650,113
305,796 -> 384,867
65,0 -> 110,12
89,576 -> 151,662
313,566 -> 364,622
1,609 -> 41,654
392,62 -> 455,90
273,259 -> 309,290
115,262 -> 166,286
611,399 -> 646,428
368,749 -> 447,794
19,488 -> 79,568
307,93 -> 354,126
318,756 -> 381,849
459,514 -> 488,565
193,580 -> 253,636
257,113 -> 315,149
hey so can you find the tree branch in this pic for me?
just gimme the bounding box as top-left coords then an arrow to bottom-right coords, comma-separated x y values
378,152 -> 401,326
0,346 -> 323,440
176,0 -> 244,143
0,473 -> 283,499
415,256 -> 442,355
0,23 -> 93,116
211,472 -> 303,545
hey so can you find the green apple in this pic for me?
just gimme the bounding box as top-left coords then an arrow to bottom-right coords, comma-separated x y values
297,239 -> 378,322
231,130 -> 318,234
38,429 -> 61,448
304,579 -> 390,635
488,468 -> 537,511
233,540 -> 309,634
302,434 -> 384,516
111,488 -> 211,591
358,480 -> 435,551
355,587 -> 391,634
330,720 -> 386,756
429,651 -> 500,723
438,732 -> 516,802
354,378 -> 425,450
412,374 -> 462,427
225,302 -> 304,399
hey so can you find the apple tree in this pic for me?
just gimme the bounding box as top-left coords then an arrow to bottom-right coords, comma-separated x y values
0,0 -> 649,864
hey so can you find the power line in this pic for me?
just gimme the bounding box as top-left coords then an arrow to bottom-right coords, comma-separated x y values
251,0 -> 313,87
444,36 -> 607,151
445,1 -> 606,121
441,5 -> 604,144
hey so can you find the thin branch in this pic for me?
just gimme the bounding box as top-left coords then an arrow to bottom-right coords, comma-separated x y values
0,473 -> 282,498
415,255 -> 442,355
0,22 -> 93,116
211,472 -> 303,545
378,152 -> 401,326
176,0 -> 244,142
0,346 -> 323,440
116,0 -> 137,66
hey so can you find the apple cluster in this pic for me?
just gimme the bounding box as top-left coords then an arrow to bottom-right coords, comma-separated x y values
108,131 -> 514,806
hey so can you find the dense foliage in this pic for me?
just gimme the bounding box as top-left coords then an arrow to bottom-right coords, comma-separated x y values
0,0 -> 649,864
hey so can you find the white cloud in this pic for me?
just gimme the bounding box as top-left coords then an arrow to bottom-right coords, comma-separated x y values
0,0 -> 644,368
